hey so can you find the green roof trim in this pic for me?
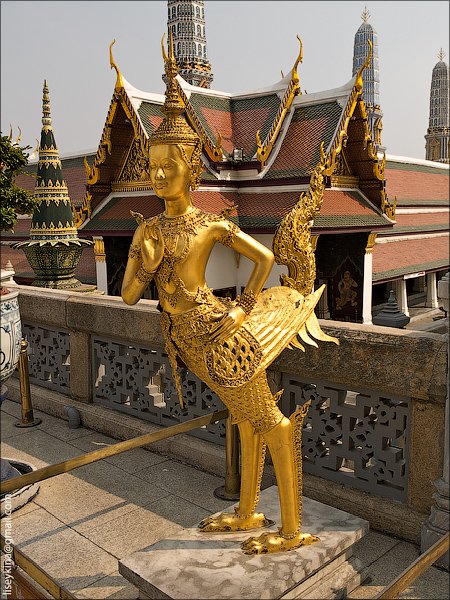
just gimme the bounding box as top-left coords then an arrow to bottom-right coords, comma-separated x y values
373,259 -> 450,282
386,161 -> 450,176
396,198 -> 449,206
378,224 -> 449,234
138,102 -> 164,137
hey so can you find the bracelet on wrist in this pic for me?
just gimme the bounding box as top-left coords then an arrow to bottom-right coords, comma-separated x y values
136,266 -> 155,285
237,290 -> 257,315
128,243 -> 141,260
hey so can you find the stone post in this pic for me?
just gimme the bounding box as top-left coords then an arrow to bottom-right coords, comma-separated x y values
421,272 -> 449,569
362,233 -> 377,324
395,278 -> 410,317
93,237 -> 108,294
69,331 -> 93,404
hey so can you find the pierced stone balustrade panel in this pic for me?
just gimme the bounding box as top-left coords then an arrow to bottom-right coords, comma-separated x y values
280,375 -> 410,502
92,336 -> 226,445
22,323 -> 70,393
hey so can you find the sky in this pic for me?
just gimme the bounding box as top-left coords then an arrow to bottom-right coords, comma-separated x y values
1,1 -> 449,161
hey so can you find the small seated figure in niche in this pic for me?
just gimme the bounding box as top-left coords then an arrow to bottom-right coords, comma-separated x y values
122,35 -> 338,554
336,270 -> 358,310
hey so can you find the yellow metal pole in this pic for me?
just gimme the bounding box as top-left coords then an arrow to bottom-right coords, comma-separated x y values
0,409 -> 228,495
214,415 -> 241,500
15,339 -> 42,428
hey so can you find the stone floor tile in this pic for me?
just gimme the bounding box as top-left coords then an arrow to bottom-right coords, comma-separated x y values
1,428 -> 82,468
1,507 -> 117,593
5,500 -> 40,519
32,465 -> 171,533
0,411 -> 35,439
352,529 -> 401,567
32,411 -> 93,441
350,540 -> 450,600
1,399 -> 22,419
145,493 -> 211,528
76,570 -> 139,600
82,504 -> 184,559
68,432 -> 170,473
134,459 -> 234,513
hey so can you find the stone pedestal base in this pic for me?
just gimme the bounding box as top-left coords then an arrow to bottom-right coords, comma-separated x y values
119,487 -> 369,599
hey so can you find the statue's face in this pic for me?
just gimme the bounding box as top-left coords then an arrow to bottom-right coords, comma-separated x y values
149,145 -> 191,201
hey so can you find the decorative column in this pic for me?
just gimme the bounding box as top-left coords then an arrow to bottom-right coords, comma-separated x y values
394,278 -> 409,317
426,272 -> 439,308
362,233 -> 377,324
421,272 -> 449,569
93,237 -> 108,294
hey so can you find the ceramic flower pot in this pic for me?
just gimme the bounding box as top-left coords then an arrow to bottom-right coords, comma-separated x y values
0,281 -> 22,388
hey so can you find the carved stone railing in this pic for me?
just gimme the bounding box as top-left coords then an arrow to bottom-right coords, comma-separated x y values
10,285 -> 448,540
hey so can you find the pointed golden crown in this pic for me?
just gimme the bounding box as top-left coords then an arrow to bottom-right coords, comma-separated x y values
150,32 -> 200,148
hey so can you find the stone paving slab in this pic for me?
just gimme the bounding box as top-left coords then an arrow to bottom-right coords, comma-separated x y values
0,507 -> 118,595
75,570 -> 139,600
30,467 -> 171,534
348,534 -> 450,599
135,459 -> 236,514
68,431 -> 170,474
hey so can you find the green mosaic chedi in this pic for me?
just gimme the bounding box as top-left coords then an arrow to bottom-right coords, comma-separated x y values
14,81 -> 92,288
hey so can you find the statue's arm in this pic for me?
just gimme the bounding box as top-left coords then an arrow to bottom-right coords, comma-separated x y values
121,224 -> 162,305
209,224 -> 274,343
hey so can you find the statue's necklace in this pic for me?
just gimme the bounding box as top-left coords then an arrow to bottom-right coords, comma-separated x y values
156,208 -> 210,298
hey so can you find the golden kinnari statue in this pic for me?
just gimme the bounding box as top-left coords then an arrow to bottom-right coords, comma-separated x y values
122,34 -> 338,555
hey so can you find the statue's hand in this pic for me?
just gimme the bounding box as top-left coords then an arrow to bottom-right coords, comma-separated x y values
141,223 -> 164,273
209,306 -> 246,343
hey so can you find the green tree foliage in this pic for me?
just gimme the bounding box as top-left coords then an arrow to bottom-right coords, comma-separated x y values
0,133 -> 40,231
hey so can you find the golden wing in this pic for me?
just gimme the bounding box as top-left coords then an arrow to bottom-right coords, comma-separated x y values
245,286 -> 338,374
272,143 -> 328,296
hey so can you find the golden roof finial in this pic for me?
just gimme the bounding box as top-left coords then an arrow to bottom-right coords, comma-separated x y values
355,39 -> 373,92
109,40 -> 124,89
149,33 -> 200,148
438,48 -> 446,62
291,35 -> 303,86
42,80 -> 52,128
362,6 -> 370,22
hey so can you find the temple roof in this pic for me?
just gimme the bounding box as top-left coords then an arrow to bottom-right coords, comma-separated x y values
385,156 -> 449,206
372,236 -> 449,282
80,187 -> 389,235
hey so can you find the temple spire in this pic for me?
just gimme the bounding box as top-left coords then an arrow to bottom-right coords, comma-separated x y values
352,6 -> 384,151
166,0 -> 213,88
13,81 -> 93,289
425,50 -> 449,163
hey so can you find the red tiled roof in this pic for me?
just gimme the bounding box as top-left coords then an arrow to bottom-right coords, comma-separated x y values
372,236 -> 449,281
390,213 -> 449,227
265,102 -> 344,179
186,93 -> 282,159
80,188 -> 388,233
385,164 -> 449,205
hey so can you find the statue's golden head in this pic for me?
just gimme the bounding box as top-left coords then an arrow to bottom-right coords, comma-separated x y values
149,33 -> 203,191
